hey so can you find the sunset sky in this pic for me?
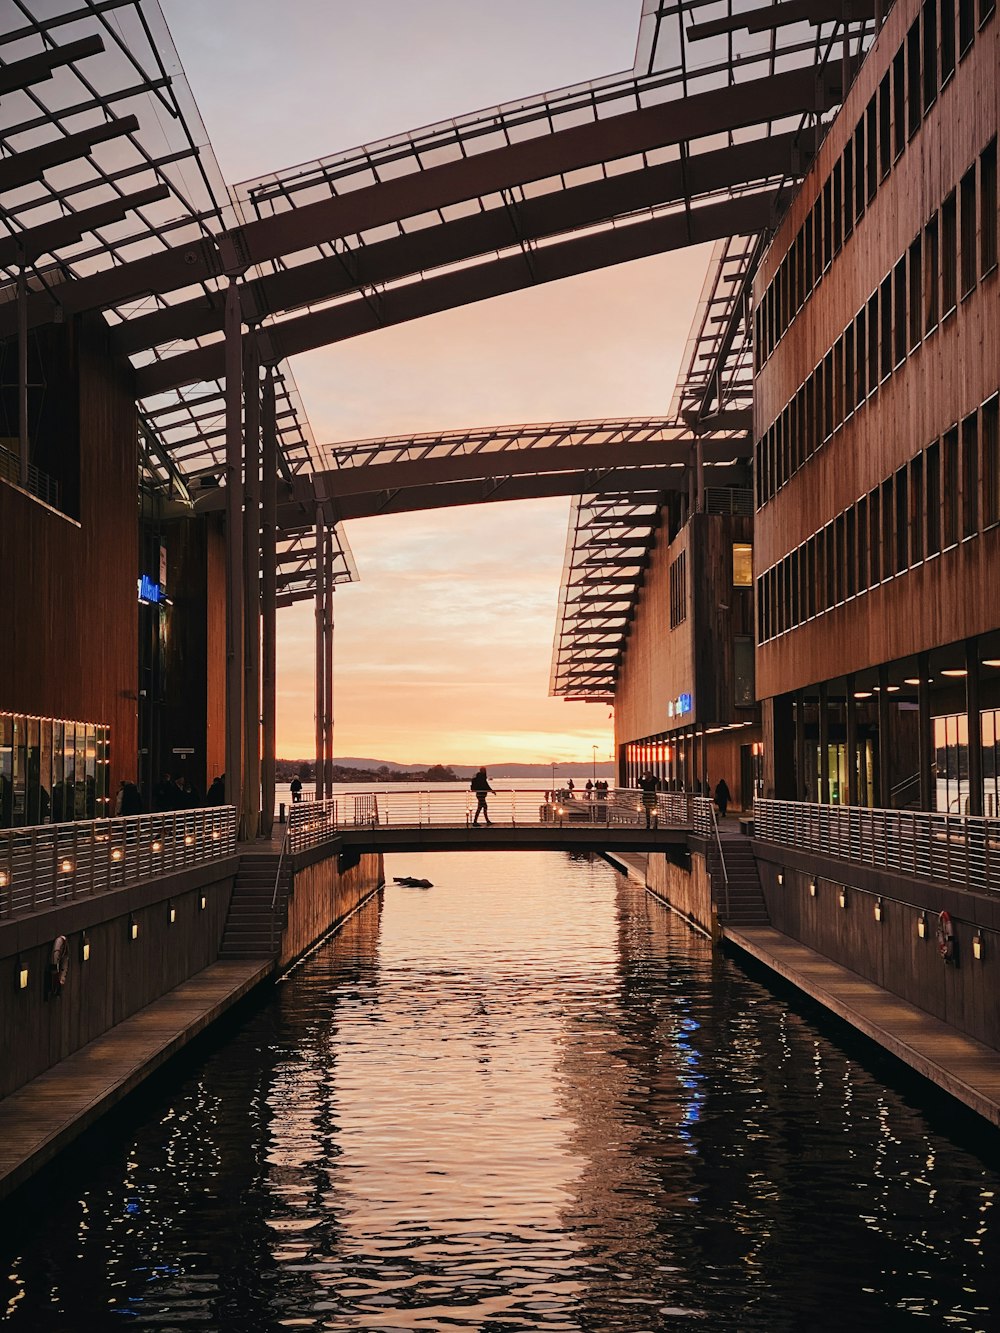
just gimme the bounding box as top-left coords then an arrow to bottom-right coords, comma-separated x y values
162,0 -> 713,765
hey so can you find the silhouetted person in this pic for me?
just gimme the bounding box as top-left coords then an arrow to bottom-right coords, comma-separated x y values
567,778 -> 575,797
153,771 -> 175,811
206,775 -> 225,806
585,779 -> 594,798
714,777 -> 731,818
470,767 -> 495,825
120,781 -> 142,816
638,770 -> 658,828
290,777 -> 303,803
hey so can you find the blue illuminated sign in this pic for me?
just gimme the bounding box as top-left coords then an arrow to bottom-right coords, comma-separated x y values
667,692 -> 693,718
138,574 -> 164,604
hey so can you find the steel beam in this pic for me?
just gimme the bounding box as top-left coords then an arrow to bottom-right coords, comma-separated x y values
136,190 -> 781,396
314,508 -> 326,802
0,184 -> 169,269
0,115 -> 140,193
7,62 -> 847,338
0,34 -> 104,95
113,130 -> 809,356
324,535 -> 335,796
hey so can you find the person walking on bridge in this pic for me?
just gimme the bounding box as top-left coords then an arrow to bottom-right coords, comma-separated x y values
638,771 -> 658,828
470,767 -> 495,825
714,777 -> 731,819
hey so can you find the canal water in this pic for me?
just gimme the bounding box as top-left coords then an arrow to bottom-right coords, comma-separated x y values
3,852 -> 1000,1331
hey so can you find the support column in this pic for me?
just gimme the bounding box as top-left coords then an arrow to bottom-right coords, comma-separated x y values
224,278 -> 244,817
700,728 -> 708,793
242,335 -> 261,840
695,437 -> 705,513
918,651 -> 933,811
794,689 -> 807,800
17,265 -> 29,488
966,639 -> 983,817
260,369 -> 277,838
323,530 -> 335,794
819,681 -> 830,804
846,674 -> 859,806
314,508 -> 326,801
877,664 -> 891,807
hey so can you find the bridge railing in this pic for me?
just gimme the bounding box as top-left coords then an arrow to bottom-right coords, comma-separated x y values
754,798 -> 1000,894
287,787 -> 693,851
0,806 -> 238,921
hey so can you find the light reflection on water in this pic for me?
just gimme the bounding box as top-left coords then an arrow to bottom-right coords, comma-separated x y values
3,851 -> 1000,1331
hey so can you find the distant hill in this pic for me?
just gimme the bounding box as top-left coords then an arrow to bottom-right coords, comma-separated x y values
280,756 -> 616,779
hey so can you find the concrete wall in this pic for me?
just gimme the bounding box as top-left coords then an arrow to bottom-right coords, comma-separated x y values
755,843 -> 1000,1051
280,851 -> 384,969
0,860 -> 236,1097
645,848 -> 717,939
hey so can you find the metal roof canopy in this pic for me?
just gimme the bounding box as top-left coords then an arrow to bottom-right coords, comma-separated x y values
0,0 -> 355,585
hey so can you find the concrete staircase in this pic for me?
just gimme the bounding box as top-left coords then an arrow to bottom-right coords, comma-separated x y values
711,825 -> 769,926
219,851 -> 290,960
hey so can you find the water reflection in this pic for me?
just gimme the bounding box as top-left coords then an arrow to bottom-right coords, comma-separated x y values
2,852 -> 1000,1331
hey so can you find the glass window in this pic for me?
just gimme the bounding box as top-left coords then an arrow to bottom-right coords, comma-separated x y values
733,543 -> 753,587
734,636 -> 755,707
26,716 -> 40,826
0,715 -> 11,828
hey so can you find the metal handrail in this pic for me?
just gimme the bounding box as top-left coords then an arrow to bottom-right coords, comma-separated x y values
270,824 -> 289,912
0,806 -> 237,922
286,786 -> 695,852
754,798 -> 999,895
708,801 -> 730,918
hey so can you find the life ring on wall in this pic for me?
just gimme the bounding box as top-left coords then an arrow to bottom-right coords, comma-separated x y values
936,910 -> 957,964
48,934 -> 69,997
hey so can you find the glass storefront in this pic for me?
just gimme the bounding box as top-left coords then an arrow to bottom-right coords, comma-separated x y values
932,711 -> 1000,815
0,713 -> 110,829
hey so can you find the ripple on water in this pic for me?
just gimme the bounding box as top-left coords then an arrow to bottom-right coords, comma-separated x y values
2,850 -> 1000,1332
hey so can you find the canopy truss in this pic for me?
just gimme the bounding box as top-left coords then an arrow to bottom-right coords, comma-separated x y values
0,0 -> 355,583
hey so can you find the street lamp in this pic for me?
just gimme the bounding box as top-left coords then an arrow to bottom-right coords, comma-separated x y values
550,760 -> 556,791
592,744 -> 598,783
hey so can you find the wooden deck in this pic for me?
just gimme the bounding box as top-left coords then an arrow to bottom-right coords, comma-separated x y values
0,959 -> 271,1201
726,925 -> 1000,1127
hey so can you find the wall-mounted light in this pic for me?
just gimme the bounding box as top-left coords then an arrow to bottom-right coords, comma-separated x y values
839,887 -> 847,909
918,911 -> 927,939
60,859 -> 74,874
199,894 -> 207,911
80,933 -> 91,963
16,956 -> 28,991
169,902 -> 176,925
0,869 -> 9,889
150,840 -> 162,854
777,871 -> 784,886
973,933 -> 984,960
809,879 -> 817,897
111,847 -> 123,863
129,914 -> 139,941
184,834 -> 194,847
874,897 -> 883,922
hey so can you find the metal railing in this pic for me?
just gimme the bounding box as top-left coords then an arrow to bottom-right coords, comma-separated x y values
287,787 -> 695,852
754,799 -> 1000,895
694,795 -> 730,917
0,440 -> 61,510
0,806 -> 237,921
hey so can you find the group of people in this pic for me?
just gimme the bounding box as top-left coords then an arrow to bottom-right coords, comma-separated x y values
112,770 -> 222,815
638,771 -> 733,827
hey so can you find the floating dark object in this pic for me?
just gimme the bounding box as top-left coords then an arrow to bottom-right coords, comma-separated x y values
392,876 -> 433,888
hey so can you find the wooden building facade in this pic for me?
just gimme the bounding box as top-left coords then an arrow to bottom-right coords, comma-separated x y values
614,502 -> 761,809
753,0 -> 1000,813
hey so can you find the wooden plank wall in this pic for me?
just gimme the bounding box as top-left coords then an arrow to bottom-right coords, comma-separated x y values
754,0 -> 1000,699
0,316 -> 138,782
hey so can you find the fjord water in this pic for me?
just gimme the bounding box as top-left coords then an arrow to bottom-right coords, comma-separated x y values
3,851 -> 1000,1331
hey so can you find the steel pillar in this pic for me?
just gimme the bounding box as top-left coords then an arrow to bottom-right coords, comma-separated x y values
314,508 -> 326,801
794,689 -> 807,801
324,530 -> 335,793
260,369 -> 278,838
224,277 -> 244,816
242,334 -> 261,840
17,265 -> 28,488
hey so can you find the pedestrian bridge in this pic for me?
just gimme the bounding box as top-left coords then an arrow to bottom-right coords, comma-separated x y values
286,788 -> 697,856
